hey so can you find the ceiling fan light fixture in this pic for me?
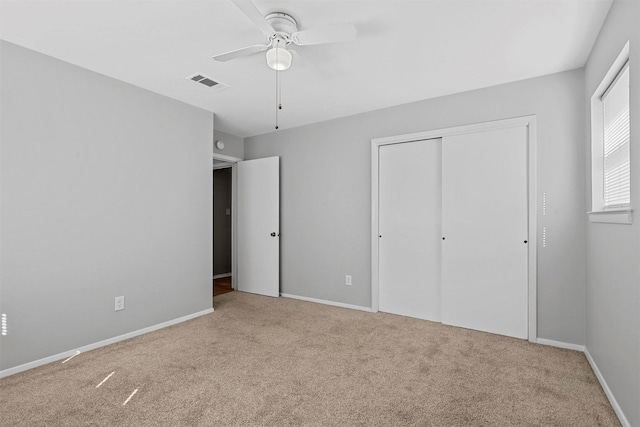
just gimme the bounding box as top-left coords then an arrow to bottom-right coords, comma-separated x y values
266,46 -> 292,71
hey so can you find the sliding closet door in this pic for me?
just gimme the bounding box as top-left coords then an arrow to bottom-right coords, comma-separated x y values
441,126 -> 528,339
378,138 -> 441,321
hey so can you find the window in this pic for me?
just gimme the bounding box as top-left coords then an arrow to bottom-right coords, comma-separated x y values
602,63 -> 630,208
590,42 -> 631,224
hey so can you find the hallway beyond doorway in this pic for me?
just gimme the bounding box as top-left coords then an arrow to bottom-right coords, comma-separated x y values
213,276 -> 233,297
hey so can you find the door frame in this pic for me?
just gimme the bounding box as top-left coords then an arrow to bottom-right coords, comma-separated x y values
371,115 -> 538,342
213,153 -> 242,290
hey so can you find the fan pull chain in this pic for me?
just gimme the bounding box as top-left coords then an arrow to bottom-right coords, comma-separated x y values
278,66 -> 282,110
274,41 -> 283,130
275,65 -> 279,130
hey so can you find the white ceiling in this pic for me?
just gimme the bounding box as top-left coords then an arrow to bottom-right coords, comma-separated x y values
0,0 -> 611,138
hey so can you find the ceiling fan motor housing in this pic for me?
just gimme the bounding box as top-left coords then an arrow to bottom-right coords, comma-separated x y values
265,12 -> 298,41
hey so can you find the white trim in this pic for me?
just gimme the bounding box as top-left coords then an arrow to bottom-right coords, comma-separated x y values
373,116 -> 535,146
588,209 -> 633,224
213,273 -> 232,279
0,308 -> 214,379
213,162 -> 233,170
371,137 -> 380,313
536,338 -> 585,352
371,115 -> 538,342
585,349 -> 631,427
280,293 -> 374,313
212,153 -> 242,164
527,116 -> 538,342
231,163 -> 238,290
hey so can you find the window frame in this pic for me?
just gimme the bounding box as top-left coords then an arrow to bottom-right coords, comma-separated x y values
589,41 -> 632,224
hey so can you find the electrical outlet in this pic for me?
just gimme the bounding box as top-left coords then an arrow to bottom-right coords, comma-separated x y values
345,275 -> 352,286
114,296 -> 125,311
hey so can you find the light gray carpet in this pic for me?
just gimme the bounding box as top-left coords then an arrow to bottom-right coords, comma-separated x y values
0,291 -> 619,426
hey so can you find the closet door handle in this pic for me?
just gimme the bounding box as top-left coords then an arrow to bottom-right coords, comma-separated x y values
271,232 -> 277,237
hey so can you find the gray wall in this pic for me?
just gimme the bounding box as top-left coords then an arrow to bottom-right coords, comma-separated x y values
213,129 -> 244,160
0,42 -> 213,371
245,69 -> 586,346
213,168 -> 232,275
584,0 -> 640,425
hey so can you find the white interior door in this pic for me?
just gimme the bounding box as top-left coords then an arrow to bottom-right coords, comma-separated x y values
378,139 -> 442,321
237,157 -> 279,297
441,126 -> 528,339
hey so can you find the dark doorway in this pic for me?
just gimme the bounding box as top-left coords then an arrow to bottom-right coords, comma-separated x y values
213,167 -> 233,296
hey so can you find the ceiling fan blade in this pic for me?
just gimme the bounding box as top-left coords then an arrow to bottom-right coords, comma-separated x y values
231,0 -> 275,39
213,44 -> 270,62
291,23 -> 357,46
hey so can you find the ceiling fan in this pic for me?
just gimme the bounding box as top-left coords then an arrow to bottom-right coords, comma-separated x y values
213,0 -> 357,71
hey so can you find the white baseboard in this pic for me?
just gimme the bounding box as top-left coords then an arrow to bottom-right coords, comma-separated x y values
213,273 -> 232,279
536,338 -> 585,352
584,349 -> 630,427
280,293 -> 373,313
0,308 -> 214,379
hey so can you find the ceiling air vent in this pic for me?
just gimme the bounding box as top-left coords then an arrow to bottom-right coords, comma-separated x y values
186,73 -> 228,92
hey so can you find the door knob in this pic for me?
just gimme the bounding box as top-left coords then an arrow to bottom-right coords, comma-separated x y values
271,232 -> 276,237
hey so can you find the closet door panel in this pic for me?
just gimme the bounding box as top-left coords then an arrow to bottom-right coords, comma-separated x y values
379,139 -> 441,321
441,126 -> 528,339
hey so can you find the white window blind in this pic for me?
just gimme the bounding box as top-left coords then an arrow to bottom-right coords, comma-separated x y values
602,63 -> 630,208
